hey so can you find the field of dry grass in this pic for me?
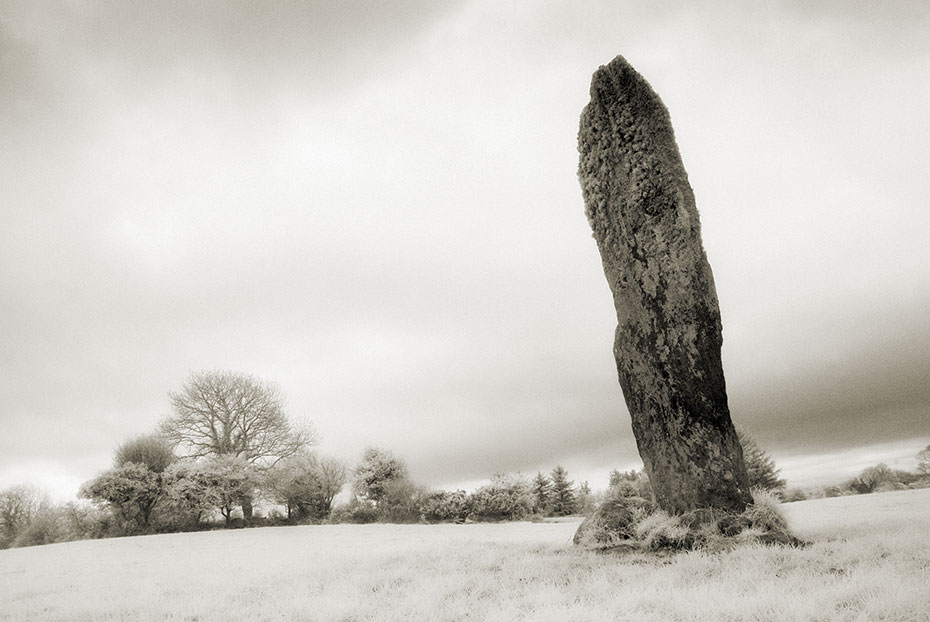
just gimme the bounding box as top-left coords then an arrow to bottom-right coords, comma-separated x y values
1,488 -> 928,621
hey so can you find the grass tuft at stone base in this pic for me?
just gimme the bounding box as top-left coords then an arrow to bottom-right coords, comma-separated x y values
574,489 -> 806,553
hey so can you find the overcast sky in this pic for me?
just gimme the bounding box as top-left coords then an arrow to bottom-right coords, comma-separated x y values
2,1 -> 928,500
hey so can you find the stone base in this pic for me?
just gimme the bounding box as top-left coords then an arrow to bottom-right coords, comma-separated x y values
574,490 -> 805,553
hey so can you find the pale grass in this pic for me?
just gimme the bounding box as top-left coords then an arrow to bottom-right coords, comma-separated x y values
1,489 -> 928,621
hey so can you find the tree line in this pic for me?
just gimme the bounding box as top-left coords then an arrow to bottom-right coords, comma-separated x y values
784,457 -> 930,502
3,370 -> 928,549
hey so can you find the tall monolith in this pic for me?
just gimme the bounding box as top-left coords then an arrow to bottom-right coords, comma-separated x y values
578,55 -> 753,514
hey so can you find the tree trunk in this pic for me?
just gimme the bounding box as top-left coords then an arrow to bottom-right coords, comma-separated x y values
241,496 -> 253,524
577,55 -> 753,514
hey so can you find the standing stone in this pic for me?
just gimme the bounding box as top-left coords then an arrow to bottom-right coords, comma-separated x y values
578,56 -> 752,514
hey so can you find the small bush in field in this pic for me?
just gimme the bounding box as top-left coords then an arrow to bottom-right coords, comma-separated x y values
419,490 -> 471,523
470,473 -> 534,521
377,479 -> 428,523
264,453 -> 347,522
80,463 -> 163,533
848,463 -> 897,494
12,509 -> 65,548
2,489 -> 113,548
328,500 -> 379,524
60,501 -> 113,541
1,484 -> 52,548
607,469 -> 653,500
573,485 -> 655,549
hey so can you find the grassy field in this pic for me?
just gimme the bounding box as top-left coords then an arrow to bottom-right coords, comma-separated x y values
1,489 -> 928,622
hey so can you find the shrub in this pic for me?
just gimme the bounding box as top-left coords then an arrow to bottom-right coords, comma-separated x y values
59,501 -> 113,541
79,463 -> 163,534
328,499 -> 379,524
419,490 -> 471,523
114,434 -> 176,473
573,485 -> 655,549
575,481 -> 597,516
848,463 -> 897,494
607,469 -> 653,500
891,469 -> 920,486
265,453 -> 348,522
377,479 -> 427,523
162,461 -> 222,529
470,473 -> 534,521
12,508 -> 65,548
162,456 -> 259,528
1,484 -> 51,549
3,489 -> 116,548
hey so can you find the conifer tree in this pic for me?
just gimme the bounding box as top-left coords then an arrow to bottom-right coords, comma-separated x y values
531,472 -> 552,514
549,465 -> 576,516
737,428 -> 786,494
575,480 -> 596,514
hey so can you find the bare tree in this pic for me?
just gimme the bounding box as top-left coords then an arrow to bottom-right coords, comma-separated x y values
0,485 -> 51,549
161,370 -> 315,522
161,370 -> 315,466
316,456 -> 349,515
265,453 -> 347,521
918,445 -> 930,476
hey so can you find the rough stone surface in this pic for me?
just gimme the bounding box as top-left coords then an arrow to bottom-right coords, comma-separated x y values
577,55 -> 753,514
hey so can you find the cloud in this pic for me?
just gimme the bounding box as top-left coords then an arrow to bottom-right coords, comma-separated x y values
1,1 -> 928,499
727,300 -> 930,451
776,437 -> 930,488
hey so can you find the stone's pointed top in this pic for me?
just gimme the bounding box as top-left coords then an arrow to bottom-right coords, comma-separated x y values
587,55 -> 662,115
590,55 -> 631,101
595,54 -> 633,77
